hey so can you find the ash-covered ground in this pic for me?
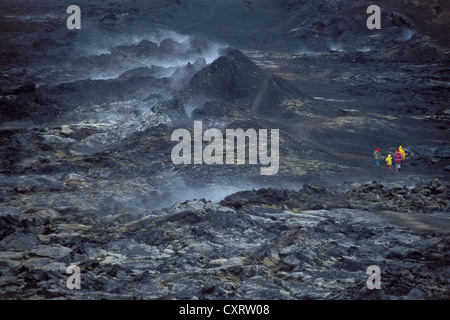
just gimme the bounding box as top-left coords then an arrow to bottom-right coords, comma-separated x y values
0,0 -> 449,300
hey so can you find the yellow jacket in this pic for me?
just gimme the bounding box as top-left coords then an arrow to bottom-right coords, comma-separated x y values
399,146 -> 405,160
386,154 -> 392,166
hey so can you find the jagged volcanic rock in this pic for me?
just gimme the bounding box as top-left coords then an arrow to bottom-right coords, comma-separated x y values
0,180 -> 448,300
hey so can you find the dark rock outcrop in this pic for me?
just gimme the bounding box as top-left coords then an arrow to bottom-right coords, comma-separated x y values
0,83 -> 61,124
182,49 -> 344,120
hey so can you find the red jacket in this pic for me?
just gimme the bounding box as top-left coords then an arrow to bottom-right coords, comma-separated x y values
394,152 -> 402,163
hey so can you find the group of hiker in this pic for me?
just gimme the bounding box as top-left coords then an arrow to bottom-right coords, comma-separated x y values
373,146 -> 405,171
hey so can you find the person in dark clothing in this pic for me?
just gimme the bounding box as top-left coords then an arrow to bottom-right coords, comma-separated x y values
373,148 -> 382,167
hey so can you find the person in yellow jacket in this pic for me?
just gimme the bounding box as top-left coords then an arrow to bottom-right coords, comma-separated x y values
398,146 -> 405,169
386,154 -> 392,170
399,146 -> 405,161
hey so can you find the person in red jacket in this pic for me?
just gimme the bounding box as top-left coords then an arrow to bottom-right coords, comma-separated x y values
394,149 -> 402,171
